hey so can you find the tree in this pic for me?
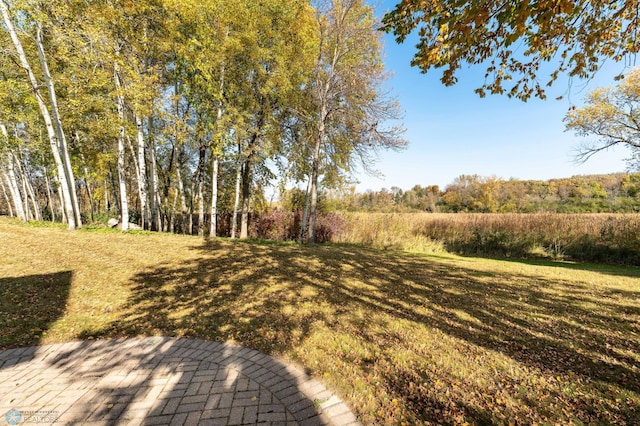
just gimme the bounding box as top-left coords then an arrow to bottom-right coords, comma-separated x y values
1,0 -> 81,228
0,125 -> 27,221
381,0 -> 640,100
235,0 -> 317,239
107,0 -> 169,231
565,67 -> 640,166
167,0 -> 234,237
37,0 -> 122,223
300,0 -> 406,243
0,0 -> 411,235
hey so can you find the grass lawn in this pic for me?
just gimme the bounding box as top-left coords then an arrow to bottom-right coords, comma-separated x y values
1,217 -> 639,424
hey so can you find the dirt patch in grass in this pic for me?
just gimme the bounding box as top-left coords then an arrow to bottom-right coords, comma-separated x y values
1,217 -> 639,424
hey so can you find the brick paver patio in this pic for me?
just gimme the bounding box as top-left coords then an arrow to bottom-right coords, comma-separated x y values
0,337 -> 360,425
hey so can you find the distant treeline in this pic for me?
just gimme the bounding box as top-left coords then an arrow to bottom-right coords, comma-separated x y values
316,173 -> 640,213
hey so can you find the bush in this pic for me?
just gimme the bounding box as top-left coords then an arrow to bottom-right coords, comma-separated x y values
249,210 -> 345,243
250,210 -> 297,241
312,212 -> 345,243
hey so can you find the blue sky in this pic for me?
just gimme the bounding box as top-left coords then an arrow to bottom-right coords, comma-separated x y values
353,1 -> 632,192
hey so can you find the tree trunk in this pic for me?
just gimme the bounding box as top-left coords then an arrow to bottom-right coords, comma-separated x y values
104,176 -> 109,213
170,181 -> 178,233
300,176 -> 311,242
231,152 -> 242,239
1,157 -> 26,221
0,124 -> 20,220
188,178 -> 194,235
0,177 -> 13,217
83,175 -> 94,223
240,123 -> 262,239
78,141 -> 94,223
210,62 -> 225,238
163,144 -> 175,233
148,117 -> 161,231
35,21 -> 81,227
55,174 -> 67,224
240,153 -> 253,239
15,150 -> 39,221
0,123 -> 26,221
117,133 -> 129,231
43,171 -> 55,222
176,158 -> 188,234
19,164 -> 33,220
135,113 -> 148,229
4,136 -> 35,220
308,123 -> 323,243
209,156 -> 218,238
114,63 -> 129,231
0,1 -> 77,229
196,144 -> 206,237
125,135 -> 140,188
115,140 -> 128,232
107,171 -> 116,214
168,80 -> 181,233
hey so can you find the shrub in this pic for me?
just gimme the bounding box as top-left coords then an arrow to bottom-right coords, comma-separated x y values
313,212 -> 346,243
250,210 -> 296,241
249,210 -> 346,243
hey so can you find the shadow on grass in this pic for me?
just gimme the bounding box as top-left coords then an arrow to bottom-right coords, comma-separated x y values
81,240 -> 640,424
0,271 -> 72,350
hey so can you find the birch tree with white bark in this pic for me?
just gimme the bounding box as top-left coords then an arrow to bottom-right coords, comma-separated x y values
0,0 -> 80,229
299,0 -> 406,243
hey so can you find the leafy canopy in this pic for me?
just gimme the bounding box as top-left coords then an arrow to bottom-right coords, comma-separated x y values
382,0 -> 640,100
565,67 -> 640,168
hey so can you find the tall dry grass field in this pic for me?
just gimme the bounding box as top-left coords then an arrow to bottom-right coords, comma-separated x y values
336,212 -> 640,265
